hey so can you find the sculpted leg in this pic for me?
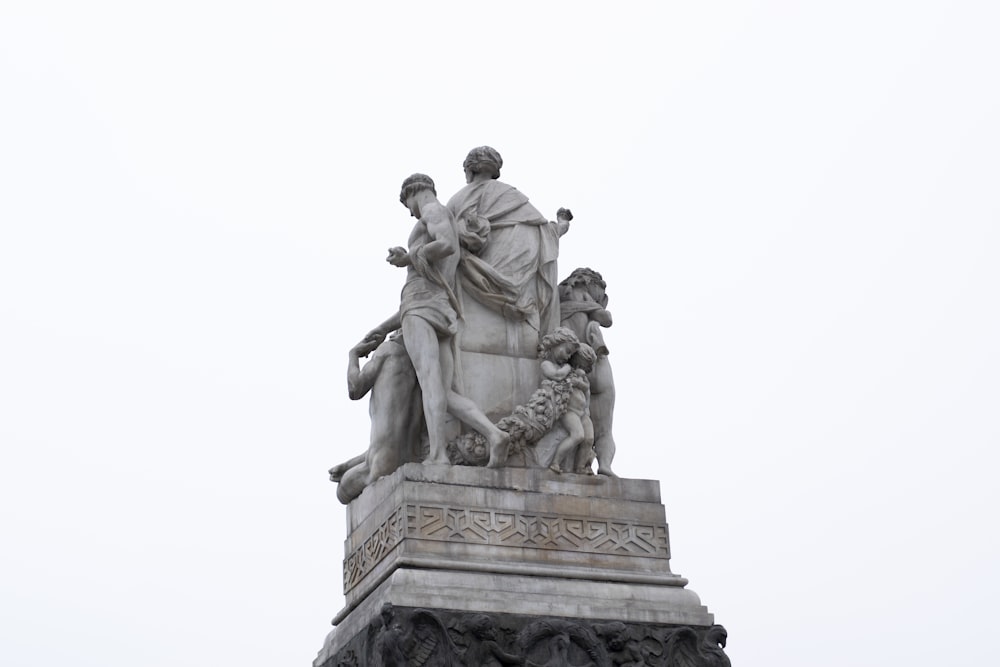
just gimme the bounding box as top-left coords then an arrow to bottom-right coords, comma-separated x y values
448,390 -> 510,468
590,357 -> 618,477
337,462 -> 370,504
574,416 -> 596,474
366,436 -> 402,482
550,414 -> 585,474
402,317 -> 450,464
328,453 -> 365,482
437,338 -> 510,467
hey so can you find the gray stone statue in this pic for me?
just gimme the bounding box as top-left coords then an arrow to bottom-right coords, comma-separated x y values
363,174 -> 509,467
330,156 -> 619,505
539,328 -> 597,474
327,333 -> 423,504
446,147 -> 571,426
559,268 -> 617,477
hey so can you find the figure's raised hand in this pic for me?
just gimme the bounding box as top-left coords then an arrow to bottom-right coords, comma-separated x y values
386,246 -> 409,267
554,208 -> 573,238
351,337 -> 381,358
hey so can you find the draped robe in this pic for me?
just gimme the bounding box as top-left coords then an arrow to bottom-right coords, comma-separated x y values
444,180 -> 562,424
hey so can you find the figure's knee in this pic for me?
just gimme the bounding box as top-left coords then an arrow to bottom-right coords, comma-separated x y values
337,466 -> 368,504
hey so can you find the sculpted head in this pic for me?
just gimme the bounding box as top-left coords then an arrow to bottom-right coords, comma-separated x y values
463,145 -> 503,182
399,173 -> 436,217
595,621 -> 629,651
570,343 -> 597,373
539,326 -> 581,362
707,625 -> 728,648
466,614 -> 497,640
559,267 -> 608,307
560,267 -> 606,291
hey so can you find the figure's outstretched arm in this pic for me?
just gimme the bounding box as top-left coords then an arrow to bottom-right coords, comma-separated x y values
386,246 -> 411,267
347,338 -> 385,400
554,207 -> 573,237
365,312 -> 401,342
486,640 -> 523,665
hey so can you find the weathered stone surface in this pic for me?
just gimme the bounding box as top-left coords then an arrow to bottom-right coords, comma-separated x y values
341,464 -> 685,608
315,605 -> 728,667
318,464 -> 719,663
316,148 -> 730,665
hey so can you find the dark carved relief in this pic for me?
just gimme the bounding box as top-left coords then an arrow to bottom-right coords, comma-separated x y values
520,618 -> 609,666
322,605 -> 730,667
663,625 -> 731,667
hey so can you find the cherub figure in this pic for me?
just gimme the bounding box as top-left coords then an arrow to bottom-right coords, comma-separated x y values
594,622 -> 656,666
567,345 -> 599,474
559,268 -> 617,477
538,328 -> 595,474
459,614 -> 522,667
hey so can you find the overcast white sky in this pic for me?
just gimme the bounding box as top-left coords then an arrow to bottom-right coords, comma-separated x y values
2,2 -> 998,665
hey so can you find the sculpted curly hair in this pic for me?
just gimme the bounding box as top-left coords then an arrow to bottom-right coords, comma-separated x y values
538,326 -> 581,359
463,146 -> 503,179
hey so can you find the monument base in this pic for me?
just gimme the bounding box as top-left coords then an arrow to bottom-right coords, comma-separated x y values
315,464 -> 730,666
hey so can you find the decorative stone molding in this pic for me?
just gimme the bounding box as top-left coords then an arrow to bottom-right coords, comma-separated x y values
407,504 -> 669,556
344,503 -> 671,591
342,505 -> 406,592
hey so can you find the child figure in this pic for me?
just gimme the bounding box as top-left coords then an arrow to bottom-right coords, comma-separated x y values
568,344 -> 598,474
538,327 -> 596,474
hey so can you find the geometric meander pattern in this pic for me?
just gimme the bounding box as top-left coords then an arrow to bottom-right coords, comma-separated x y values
407,504 -> 670,559
344,503 -> 669,591
343,505 -> 406,591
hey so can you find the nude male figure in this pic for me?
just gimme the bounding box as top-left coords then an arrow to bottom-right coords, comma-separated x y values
327,333 -> 423,504
365,174 -> 509,466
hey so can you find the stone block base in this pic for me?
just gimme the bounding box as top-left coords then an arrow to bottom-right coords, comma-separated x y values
316,464 -> 730,665
314,604 -> 730,667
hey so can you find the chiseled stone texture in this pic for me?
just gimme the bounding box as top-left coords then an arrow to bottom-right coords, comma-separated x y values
321,464 -> 716,661
315,605 -> 728,667
342,464 -> 685,606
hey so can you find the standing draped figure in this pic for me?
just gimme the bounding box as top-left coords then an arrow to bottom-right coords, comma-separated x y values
445,146 -> 566,426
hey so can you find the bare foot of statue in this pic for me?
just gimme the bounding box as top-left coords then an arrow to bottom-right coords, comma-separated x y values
549,463 -> 563,474
485,429 -> 511,468
422,451 -> 451,465
597,467 -> 619,478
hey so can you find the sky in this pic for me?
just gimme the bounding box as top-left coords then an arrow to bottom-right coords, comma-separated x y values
1,2 -> 998,665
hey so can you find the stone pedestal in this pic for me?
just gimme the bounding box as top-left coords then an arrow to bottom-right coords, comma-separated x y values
314,464 -> 728,666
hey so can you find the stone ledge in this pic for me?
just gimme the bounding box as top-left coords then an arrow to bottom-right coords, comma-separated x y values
346,463 -> 663,531
341,467 -> 678,604
320,570 -> 717,665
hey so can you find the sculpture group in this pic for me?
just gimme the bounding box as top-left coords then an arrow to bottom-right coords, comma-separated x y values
329,147 -> 617,504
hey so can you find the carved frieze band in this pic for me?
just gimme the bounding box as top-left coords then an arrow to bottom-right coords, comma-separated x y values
407,504 -> 670,557
344,503 -> 669,591
343,505 -> 406,592
321,605 -> 732,667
